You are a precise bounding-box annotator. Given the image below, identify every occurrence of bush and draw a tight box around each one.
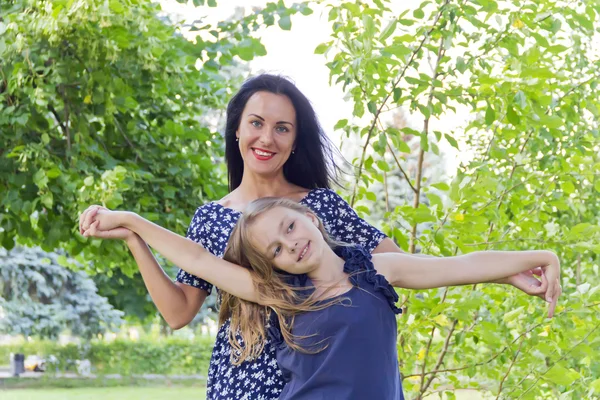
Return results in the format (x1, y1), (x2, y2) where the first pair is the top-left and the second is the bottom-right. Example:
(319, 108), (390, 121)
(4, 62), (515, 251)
(0, 336), (214, 376)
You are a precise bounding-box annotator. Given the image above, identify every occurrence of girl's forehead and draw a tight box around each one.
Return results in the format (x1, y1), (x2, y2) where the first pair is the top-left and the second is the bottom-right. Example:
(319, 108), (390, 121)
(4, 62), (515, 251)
(251, 206), (294, 228)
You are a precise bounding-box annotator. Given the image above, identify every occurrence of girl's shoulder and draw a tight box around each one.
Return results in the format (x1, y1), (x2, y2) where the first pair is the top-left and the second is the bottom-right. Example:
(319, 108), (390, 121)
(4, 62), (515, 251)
(339, 246), (402, 315)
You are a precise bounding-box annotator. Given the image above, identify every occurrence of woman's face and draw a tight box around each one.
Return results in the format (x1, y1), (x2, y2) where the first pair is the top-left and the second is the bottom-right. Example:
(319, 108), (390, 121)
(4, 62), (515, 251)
(237, 91), (297, 179)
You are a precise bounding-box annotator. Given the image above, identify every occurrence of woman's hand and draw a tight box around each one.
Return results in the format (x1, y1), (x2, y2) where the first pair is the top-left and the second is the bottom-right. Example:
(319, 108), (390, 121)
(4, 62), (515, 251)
(79, 205), (133, 241)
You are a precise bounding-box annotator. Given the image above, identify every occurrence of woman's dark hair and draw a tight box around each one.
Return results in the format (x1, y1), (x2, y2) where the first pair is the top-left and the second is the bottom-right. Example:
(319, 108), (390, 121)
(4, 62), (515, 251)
(224, 74), (342, 192)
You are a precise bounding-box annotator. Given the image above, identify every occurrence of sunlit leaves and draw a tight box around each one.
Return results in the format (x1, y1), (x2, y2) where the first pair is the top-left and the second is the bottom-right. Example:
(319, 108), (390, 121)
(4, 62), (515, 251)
(317, 0), (600, 398)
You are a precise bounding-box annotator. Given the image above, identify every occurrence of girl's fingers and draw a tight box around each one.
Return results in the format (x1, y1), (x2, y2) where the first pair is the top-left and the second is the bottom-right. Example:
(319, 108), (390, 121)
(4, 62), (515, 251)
(545, 275), (556, 308)
(538, 270), (549, 299)
(548, 287), (558, 318)
(549, 279), (562, 318)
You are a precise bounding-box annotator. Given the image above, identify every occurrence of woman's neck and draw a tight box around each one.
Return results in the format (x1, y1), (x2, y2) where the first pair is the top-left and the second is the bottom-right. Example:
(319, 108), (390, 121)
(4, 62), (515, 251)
(238, 171), (295, 199)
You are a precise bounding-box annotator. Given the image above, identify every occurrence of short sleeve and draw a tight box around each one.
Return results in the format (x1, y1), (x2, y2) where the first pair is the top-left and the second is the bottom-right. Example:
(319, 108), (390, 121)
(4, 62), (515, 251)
(321, 189), (387, 253)
(175, 206), (213, 294)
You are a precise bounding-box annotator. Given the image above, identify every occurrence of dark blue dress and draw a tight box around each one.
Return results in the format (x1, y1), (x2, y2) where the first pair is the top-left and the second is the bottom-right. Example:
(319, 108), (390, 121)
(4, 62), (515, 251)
(269, 246), (404, 400)
(175, 189), (387, 400)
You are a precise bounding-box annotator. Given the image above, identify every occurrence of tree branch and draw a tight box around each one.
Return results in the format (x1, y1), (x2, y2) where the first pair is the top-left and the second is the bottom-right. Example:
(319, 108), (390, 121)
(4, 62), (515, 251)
(387, 142), (417, 193)
(410, 34), (446, 253)
(403, 302), (600, 380)
(350, 0), (451, 207)
(513, 322), (600, 400)
(495, 337), (524, 399)
(421, 319), (459, 396)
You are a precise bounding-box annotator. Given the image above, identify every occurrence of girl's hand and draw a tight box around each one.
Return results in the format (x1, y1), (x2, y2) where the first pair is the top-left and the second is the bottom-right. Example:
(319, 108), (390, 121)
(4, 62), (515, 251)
(540, 257), (561, 318)
(498, 265), (561, 318)
(79, 206), (133, 241)
(504, 268), (546, 298)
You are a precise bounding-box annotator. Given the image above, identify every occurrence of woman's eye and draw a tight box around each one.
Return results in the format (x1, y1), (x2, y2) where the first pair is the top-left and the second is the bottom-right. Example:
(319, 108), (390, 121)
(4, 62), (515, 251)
(287, 222), (294, 233)
(251, 120), (262, 128)
(274, 245), (282, 257)
(276, 126), (289, 133)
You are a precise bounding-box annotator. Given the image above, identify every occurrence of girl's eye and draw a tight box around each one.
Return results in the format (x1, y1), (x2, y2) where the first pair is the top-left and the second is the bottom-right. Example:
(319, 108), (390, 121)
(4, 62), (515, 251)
(251, 120), (262, 128)
(287, 222), (294, 233)
(274, 245), (282, 257)
(276, 125), (289, 133)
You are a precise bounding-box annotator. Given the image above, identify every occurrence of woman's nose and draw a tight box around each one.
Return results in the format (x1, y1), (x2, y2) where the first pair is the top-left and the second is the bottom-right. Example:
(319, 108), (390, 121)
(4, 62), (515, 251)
(258, 128), (274, 145)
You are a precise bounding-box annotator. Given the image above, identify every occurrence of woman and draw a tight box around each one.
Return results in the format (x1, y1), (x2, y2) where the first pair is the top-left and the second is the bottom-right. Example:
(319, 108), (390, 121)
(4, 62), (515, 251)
(80, 198), (561, 399)
(80, 74), (551, 400)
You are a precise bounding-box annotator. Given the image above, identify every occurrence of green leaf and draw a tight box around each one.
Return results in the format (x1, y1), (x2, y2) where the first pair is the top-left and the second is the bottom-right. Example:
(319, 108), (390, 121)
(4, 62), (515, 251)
(109, 0), (124, 13)
(562, 181), (575, 195)
(444, 134), (459, 149)
(278, 15), (292, 31)
(503, 306), (524, 323)
(379, 20), (397, 42)
(542, 115), (563, 129)
(485, 104), (495, 125)
(544, 364), (581, 386)
(432, 182), (450, 191)
(507, 106), (520, 126)
(41, 192), (53, 209)
(33, 170), (48, 189)
(334, 119), (348, 130)
(413, 8), (424, 19)
(362, 15), (375, 39)
(456, 56), (467, 73)
(328, 7), (338, 21)
(592, 378), (600, 393)
(315, 43), (330, 54)
(377, 160), (390, 172)
(384, 44), (411, 58)
(367, 101), (378, 115)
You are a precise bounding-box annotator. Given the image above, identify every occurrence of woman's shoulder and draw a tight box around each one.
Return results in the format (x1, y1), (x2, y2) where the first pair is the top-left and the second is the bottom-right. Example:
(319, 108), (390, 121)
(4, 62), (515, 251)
(189, 198), (241, 226)
(301, 188), (347, 206)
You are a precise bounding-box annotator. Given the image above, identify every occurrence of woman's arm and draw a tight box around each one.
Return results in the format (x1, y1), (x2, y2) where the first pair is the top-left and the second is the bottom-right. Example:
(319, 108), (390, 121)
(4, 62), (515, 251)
(373, 250), (561, 316)
(80, 207), (208, 329)
(83, 208), (261, 304)
(125, 234), (208, 329)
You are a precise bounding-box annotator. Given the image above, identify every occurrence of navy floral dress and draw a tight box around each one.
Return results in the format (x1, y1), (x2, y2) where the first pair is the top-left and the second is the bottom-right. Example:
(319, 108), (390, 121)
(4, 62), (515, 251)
(176, 188), (387, 400)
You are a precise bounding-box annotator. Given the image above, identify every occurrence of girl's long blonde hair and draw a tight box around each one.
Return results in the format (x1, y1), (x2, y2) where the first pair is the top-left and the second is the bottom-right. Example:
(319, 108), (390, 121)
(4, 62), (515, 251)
(221, 197), (345, 365)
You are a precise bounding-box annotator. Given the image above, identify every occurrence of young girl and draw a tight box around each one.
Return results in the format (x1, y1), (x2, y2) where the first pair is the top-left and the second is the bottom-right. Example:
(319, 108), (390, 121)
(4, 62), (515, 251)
(81, 199), (561, 399)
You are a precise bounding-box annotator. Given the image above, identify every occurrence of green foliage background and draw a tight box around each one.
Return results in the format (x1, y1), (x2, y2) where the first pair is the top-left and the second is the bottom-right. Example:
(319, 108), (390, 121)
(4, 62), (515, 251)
(0, 336), (214, 376)
(1, 0), (600, 398)
(317, 0), (600, 398)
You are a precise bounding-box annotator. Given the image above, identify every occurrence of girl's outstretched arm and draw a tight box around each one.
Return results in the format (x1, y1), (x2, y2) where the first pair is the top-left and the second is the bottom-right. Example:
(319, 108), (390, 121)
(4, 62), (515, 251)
(83, 207), (261, 304)
(373, 250), (561, 317)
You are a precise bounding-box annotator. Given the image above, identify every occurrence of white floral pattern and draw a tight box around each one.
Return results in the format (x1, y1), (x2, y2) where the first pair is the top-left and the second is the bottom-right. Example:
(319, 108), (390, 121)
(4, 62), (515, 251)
(176, 188), (386, 400)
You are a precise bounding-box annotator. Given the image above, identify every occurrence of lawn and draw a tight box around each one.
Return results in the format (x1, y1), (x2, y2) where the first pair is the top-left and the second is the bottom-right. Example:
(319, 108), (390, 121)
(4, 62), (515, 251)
(0, 387), (207, 400)
(0, 387), (491, 400)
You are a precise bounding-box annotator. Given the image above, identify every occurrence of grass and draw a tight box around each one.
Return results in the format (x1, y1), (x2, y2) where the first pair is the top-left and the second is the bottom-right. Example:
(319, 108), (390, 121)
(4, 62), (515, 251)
(0, 387), (207, 400)
(0, 376), (206, 390)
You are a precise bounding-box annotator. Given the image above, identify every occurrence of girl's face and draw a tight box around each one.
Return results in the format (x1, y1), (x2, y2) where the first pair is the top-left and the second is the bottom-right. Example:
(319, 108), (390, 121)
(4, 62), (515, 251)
(237, 91), (297, 179)
(249, 207), (326, 275)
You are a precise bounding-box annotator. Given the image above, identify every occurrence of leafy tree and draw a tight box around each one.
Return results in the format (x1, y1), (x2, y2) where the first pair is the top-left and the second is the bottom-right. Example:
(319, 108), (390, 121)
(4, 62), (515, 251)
(0, 0), (311, 275)
(318, 0), (600, 398)
(0, 246), (124, 339)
